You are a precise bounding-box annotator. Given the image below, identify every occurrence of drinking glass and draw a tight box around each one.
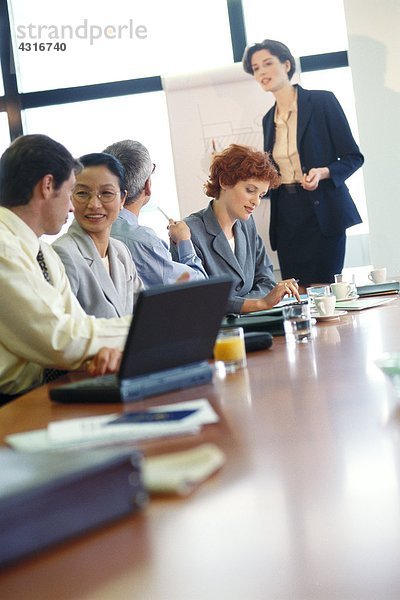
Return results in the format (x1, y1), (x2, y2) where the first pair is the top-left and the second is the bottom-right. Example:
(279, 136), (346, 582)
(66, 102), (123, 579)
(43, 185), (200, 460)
(282, 302), (312, 343)
(214, 327), (247, 373)
(306, 285), (331, 307)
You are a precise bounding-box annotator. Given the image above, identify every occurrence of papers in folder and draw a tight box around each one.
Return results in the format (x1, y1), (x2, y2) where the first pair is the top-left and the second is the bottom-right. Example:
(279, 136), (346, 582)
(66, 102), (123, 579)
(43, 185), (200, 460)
(335, 297), (396, 311)
(357, 281), (399, 297)
(6, 399), (219, 452)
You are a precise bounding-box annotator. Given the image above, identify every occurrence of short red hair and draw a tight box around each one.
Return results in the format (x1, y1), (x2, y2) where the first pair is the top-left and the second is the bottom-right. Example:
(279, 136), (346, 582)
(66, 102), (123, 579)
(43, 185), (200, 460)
(204, 143), (280, 198)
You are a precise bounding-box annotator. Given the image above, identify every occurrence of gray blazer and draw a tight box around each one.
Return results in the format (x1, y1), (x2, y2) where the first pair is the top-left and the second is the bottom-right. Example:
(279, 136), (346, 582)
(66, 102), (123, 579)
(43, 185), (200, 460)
(174, 202), (275, 314)
(53, 219), (144, 318)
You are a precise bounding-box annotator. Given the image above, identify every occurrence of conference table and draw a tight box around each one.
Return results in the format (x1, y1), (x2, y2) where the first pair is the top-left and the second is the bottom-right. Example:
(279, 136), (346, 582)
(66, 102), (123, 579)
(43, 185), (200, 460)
(1, 297), (400, 599)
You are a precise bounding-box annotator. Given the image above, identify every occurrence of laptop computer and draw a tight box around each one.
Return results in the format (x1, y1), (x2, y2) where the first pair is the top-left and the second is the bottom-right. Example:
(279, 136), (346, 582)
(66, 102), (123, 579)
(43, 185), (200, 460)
(50, 277), (232, 404)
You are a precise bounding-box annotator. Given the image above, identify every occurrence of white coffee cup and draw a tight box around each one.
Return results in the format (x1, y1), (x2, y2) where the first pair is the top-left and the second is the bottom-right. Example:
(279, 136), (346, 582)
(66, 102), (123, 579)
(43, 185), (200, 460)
(368, 268), (387, 284)
(314, 294), (336, 316)
(330, 282), (352, 300)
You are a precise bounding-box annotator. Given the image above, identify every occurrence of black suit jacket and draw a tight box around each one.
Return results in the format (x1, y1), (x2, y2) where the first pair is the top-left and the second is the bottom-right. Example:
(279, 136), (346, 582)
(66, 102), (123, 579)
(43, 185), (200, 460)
(263, 85), (364, 249)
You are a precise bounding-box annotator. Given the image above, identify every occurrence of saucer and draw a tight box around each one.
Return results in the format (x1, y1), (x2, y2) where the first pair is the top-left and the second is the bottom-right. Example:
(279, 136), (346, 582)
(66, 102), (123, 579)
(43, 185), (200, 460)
(314, 310), (347, 321)
(335, 295), (359, 302)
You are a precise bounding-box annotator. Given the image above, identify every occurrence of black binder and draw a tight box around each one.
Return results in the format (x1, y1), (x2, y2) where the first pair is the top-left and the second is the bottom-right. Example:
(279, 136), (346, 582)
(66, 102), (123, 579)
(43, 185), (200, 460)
(0, 447), (147, 568)
(221, 307), (285, 336)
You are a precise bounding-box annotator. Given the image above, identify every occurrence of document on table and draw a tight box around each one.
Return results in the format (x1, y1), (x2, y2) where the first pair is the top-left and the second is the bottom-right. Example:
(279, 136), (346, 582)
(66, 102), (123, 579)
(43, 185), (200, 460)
(335, 297), (396, 311)
(5, 399), (219, 452)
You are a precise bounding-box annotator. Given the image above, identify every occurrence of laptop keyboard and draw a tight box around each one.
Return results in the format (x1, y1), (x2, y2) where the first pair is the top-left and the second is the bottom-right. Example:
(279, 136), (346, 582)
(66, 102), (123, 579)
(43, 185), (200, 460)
(50, 362), (213, 404)
(66, 374), (118, 388)
(50, 374), (121, 403)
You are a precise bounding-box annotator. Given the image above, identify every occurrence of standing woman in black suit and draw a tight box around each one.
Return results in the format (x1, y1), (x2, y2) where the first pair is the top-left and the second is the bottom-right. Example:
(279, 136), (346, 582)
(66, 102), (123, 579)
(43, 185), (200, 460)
(242, 39), (364, 289)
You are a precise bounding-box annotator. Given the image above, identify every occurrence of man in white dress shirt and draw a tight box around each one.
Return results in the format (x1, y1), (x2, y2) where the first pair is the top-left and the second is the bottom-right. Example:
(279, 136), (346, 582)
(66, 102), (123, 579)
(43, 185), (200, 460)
(0, 134), (130, 401)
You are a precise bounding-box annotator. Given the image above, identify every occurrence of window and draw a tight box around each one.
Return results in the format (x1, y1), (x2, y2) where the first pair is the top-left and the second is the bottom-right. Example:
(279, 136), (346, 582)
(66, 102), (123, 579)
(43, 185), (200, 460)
(24, 91), (178, 242)
(3, 0), (369, 265)
(9, 0), (233, 92)
(0, 112), (10, 156)
(242, 0), (348, 55)
(0, 45), (4, 96)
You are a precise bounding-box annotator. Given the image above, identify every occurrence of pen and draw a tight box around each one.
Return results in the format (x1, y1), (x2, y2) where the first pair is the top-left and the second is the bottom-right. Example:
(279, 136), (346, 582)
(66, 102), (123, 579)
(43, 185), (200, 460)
(157, 206), (171, 221)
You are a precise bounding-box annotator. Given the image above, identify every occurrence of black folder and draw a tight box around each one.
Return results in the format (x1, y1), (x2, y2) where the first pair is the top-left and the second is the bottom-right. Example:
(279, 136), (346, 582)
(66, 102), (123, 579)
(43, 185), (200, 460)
(221, 307), (286, 336)
(0, 447), (147, 568)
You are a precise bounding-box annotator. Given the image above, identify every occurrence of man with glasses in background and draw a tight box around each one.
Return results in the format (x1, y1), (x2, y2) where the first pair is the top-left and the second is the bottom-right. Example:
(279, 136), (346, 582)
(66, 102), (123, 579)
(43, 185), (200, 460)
(104, 140), (207, 287)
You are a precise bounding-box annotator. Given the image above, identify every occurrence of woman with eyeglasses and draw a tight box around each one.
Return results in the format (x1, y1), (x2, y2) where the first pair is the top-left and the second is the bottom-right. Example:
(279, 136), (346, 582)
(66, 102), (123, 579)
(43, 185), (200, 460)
(53, 152), (144, 318)
(242, 39), (364, 290)
(170, 144), (300, 314)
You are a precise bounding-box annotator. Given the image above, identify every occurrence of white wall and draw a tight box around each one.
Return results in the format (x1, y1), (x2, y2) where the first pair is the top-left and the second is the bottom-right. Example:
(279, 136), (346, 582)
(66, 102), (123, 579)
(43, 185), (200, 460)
(344, 0), (400, 277)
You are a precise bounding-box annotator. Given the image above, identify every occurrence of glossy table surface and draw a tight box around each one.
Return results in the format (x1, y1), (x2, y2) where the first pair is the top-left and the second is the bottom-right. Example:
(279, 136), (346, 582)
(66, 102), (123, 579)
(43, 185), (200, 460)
(1, 298), (400, 599)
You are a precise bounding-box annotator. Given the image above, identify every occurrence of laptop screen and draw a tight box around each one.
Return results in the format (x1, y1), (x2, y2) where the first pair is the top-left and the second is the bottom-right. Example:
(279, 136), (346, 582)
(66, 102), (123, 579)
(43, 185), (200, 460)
(119, 277), (232, 380)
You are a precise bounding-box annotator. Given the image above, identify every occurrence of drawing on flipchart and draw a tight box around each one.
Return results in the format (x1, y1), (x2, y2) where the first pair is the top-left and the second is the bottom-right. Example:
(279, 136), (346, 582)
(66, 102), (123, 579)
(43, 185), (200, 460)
(197, 105), (265, 183)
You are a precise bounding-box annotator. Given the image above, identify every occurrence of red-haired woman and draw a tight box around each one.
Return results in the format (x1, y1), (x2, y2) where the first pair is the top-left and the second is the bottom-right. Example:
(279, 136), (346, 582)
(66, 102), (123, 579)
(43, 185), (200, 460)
(170, 144), (299, 314)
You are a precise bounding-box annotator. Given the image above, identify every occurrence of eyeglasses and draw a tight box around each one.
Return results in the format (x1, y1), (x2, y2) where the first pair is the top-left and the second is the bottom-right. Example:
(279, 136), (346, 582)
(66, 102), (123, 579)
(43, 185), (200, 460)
(72, 189), (126, 204)
(151, 163), (156, 175)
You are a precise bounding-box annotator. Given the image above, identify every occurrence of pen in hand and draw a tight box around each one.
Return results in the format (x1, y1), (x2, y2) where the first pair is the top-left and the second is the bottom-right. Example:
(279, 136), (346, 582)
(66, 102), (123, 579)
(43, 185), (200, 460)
(157, 206), (171, 222)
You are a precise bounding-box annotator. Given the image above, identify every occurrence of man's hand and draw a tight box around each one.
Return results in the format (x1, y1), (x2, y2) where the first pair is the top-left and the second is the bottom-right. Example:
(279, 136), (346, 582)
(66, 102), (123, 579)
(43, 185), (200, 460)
(168, 219), (191, 243)
(175, 271), (190, 283)
(86, 347), (122, 376)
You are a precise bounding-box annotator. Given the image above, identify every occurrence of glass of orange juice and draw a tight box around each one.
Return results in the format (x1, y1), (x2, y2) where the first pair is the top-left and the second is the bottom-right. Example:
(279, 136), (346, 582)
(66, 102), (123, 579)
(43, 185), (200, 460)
(213, 327), (247, 373)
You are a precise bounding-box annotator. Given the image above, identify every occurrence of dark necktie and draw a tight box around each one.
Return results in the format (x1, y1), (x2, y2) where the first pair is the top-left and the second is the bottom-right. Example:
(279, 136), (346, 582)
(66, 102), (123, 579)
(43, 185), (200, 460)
(36, 247), (67, 383)
(36, 248), (52, 284)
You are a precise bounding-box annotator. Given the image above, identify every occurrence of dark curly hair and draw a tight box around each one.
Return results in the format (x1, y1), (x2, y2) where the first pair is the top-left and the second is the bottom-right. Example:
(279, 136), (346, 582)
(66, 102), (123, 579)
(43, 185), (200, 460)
(204, 144), (280, 199)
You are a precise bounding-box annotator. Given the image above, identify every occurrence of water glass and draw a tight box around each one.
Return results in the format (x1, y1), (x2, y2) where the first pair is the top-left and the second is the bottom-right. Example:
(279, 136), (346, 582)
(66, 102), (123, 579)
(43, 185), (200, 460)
(306, 285), (331, 308)
(282, 302), (312, 343)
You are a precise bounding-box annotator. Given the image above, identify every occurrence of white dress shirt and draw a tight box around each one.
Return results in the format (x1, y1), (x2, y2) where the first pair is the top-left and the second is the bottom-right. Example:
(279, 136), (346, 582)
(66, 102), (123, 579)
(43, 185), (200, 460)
(0, 207), (130, 395)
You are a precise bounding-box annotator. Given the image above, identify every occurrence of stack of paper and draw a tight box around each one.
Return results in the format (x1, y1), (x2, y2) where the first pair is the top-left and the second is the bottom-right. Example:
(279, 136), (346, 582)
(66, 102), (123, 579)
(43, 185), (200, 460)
(335, 297), (396, 311)
(6, 399), (219, 452)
